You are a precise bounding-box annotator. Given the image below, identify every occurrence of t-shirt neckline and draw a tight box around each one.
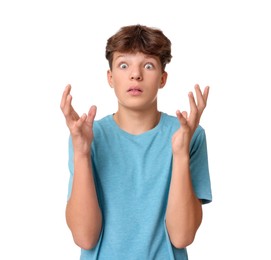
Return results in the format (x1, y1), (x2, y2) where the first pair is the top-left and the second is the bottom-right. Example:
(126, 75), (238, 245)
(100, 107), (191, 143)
(108, 112), (166, 138)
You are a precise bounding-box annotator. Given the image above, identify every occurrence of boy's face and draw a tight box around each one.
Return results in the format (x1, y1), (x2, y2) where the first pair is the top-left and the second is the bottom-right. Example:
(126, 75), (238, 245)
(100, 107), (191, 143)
(107, 52), (167, 111)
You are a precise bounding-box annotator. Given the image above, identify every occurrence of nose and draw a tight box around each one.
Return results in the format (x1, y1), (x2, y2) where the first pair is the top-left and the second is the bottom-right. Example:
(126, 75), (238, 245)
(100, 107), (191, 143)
(130, 69), (142, 81)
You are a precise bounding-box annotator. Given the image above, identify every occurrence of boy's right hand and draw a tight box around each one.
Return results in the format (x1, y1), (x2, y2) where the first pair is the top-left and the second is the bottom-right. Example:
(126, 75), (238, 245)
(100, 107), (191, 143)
(60, 84), (97, 156)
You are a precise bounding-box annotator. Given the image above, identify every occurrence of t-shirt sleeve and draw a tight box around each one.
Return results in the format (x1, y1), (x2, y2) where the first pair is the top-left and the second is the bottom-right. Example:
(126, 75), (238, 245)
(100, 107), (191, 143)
(189, 126), (212, 204)
(67, 135), (74, 200)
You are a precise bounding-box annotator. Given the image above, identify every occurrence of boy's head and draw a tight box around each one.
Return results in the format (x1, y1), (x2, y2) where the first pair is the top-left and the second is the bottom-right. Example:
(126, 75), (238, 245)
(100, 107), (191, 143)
(105, 24), (172, 71)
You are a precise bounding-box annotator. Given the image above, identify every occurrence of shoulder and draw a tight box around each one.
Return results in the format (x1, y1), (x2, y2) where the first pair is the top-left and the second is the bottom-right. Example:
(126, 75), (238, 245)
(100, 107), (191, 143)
(160, 112), (180, 130)
(161, 112), (205, 134)
(161, 112), (206, 144)
(161, 112), (178, 123)
(93, 114), (114, 133)
(92, 114), (120, 147)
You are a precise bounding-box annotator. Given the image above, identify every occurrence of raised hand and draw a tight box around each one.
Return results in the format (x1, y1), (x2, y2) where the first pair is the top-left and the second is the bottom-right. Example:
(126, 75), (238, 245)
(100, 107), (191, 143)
(60, 84), (97, 155)
(172, 84), (209, 155)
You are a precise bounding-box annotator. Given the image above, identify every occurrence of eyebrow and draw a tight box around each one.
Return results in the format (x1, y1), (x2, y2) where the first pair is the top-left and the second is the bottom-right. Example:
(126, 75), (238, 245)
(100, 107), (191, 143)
(115, 54), (126, 60)
(114, 54), (158, 62)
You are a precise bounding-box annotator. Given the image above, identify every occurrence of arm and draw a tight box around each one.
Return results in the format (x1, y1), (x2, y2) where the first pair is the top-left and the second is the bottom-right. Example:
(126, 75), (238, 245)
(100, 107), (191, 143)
(166, 84), (209, 249)
(60, 84), (102, 250)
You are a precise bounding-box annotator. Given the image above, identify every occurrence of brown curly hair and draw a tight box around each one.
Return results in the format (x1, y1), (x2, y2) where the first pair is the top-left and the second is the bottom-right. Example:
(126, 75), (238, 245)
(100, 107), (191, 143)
(105, 24), (172, 71)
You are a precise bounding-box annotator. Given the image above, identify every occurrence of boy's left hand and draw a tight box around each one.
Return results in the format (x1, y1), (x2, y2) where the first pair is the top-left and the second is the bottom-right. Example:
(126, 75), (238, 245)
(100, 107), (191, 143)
(172, 84), (209, 156)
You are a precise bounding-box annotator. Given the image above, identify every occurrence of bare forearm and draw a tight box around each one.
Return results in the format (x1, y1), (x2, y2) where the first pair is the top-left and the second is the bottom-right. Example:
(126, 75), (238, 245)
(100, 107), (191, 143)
(66, 153), (102, 250)
(166, 155), (202, 248)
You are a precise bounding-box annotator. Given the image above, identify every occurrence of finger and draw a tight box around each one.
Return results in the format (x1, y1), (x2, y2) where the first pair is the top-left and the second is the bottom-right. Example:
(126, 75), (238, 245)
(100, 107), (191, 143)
(176, 110), (188, 126)
(86, 105), (97, 125)
(203, 86), (210, 104)
(63, 94), (73, 117)
(194, 84), (205, 109)
(60, 84), (71, 111)
(75, 113), (87, 128)
(188, 91), (198, 120)
(194, 84), (209, 111)
(181, 111), (188, 119)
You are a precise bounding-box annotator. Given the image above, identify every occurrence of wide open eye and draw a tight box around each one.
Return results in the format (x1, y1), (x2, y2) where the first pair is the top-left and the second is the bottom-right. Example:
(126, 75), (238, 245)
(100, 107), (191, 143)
(119, 63), (128, 69)
(144, 63), (154, 70)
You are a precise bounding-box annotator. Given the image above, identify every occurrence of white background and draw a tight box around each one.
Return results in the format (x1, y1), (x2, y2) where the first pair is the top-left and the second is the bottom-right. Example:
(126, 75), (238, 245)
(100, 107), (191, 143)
(0, 0), (270, 259)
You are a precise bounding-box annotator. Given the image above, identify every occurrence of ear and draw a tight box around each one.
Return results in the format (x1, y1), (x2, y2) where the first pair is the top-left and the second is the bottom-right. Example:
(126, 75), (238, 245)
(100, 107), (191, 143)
(107, 70), (113, 88)
(159, 71), (168, 89)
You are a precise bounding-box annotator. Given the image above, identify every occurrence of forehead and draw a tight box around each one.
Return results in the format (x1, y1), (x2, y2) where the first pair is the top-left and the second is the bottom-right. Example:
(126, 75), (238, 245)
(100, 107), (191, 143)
(113, 52), (159, 62)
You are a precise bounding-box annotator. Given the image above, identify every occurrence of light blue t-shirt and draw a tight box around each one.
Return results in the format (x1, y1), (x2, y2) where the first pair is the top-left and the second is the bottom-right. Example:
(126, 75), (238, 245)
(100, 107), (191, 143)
(68, 112), (212, 260)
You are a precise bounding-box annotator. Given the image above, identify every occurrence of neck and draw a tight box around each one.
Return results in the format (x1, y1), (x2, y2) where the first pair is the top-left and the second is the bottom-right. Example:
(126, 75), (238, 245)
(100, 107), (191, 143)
(113, 107), (161, 135)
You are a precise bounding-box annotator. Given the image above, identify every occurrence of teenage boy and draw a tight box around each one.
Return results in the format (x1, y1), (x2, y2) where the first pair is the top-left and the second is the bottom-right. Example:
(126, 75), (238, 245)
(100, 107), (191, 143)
(60, 24), (212, 260)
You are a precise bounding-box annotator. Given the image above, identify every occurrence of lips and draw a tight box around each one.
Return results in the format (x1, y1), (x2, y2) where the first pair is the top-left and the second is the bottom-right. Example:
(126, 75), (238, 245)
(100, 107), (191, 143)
(128, 87), (143, 92)
(127, 87), (143, 96)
